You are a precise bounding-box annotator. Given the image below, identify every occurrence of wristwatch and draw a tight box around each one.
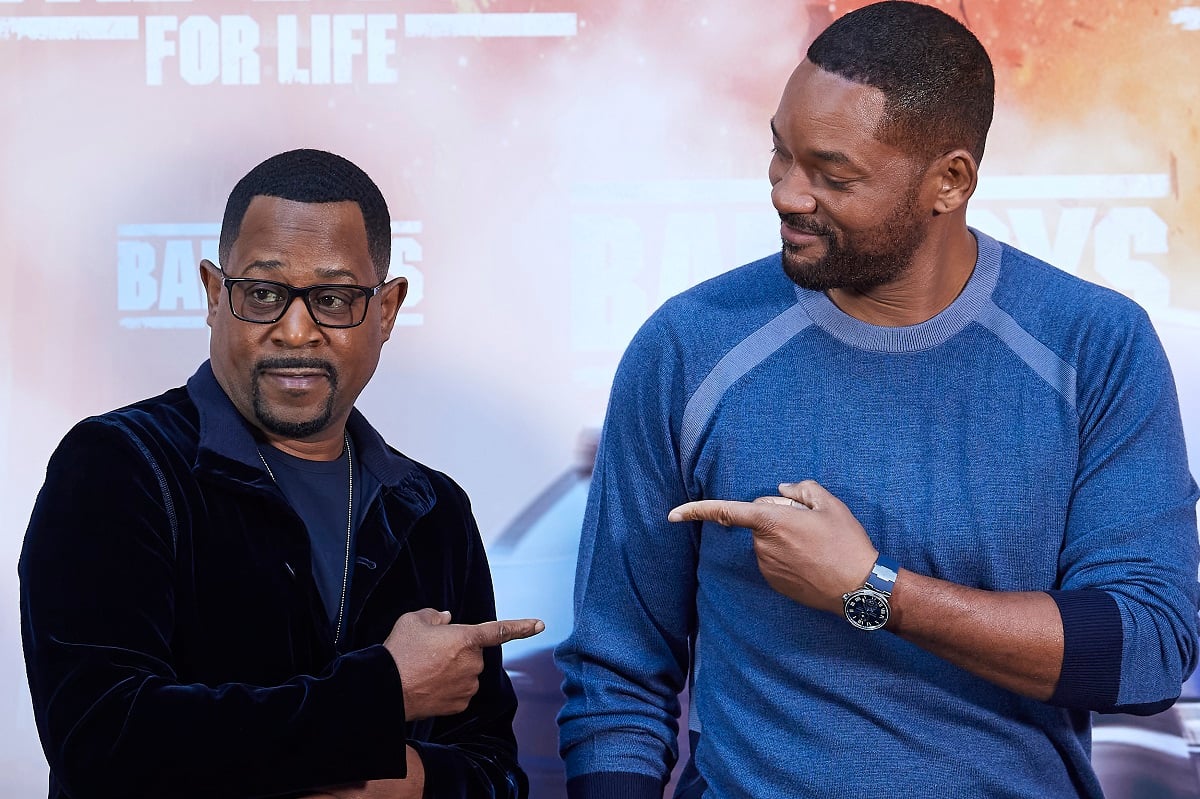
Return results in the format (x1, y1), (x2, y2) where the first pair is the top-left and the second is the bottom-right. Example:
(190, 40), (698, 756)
(842, 555), (899, 631)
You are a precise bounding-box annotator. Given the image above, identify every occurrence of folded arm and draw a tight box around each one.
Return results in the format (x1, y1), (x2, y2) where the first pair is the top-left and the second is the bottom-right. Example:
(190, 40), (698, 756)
(670, 470), (1198, 714)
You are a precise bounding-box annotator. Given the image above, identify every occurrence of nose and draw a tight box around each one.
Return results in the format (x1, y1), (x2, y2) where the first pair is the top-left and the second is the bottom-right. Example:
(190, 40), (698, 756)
(770, 166), (818, 216)
(270, 294), (323, 348)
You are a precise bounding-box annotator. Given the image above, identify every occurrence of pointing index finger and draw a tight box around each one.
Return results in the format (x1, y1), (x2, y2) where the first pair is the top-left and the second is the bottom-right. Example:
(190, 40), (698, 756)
(668, 499), (777, 529)
(467, 618), (546, 648)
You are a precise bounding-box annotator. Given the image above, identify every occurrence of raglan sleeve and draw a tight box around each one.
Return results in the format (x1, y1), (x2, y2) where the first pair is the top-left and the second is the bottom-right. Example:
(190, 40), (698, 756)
(1047, 307), (1200, 714)
(554, 314), (700, 799)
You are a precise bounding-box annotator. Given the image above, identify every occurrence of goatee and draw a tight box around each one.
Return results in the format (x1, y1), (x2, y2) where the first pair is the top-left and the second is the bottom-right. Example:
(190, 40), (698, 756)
(251, 358), (340, 439)
(781, 182), (928, 292)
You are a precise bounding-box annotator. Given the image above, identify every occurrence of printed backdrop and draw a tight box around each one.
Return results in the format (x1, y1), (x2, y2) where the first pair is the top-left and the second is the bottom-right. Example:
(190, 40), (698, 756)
(3, 0), (1200, 795)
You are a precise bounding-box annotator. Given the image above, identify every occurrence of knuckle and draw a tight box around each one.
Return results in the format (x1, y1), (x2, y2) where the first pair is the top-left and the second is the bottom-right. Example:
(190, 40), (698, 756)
(754, 512), (779, 535)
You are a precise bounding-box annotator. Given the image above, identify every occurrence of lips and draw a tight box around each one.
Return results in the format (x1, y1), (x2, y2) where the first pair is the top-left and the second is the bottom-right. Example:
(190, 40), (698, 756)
(779, 215), (832, 247)
(263, 371), (327, 392)
(254, 359), (337, 393)
(781, 223), (828, 248)
(261, 367), (328, 378)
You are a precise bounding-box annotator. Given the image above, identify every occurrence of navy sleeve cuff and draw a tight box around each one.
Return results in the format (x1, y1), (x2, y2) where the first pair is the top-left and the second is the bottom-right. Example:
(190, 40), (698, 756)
(567, 772), (664, 799)
(1047, 588), (1122, 711)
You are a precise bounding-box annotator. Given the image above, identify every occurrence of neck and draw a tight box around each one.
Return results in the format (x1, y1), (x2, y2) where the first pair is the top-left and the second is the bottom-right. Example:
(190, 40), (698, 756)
(260, 425), (349, 461)
(826, 226), (978, 327)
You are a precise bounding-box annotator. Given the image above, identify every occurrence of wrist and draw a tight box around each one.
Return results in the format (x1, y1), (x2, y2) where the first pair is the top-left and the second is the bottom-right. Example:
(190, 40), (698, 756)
(842, 554), (899, 631)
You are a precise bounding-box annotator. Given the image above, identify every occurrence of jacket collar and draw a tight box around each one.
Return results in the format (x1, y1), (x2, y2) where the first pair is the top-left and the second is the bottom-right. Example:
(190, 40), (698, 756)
(185, 360), (435, 514)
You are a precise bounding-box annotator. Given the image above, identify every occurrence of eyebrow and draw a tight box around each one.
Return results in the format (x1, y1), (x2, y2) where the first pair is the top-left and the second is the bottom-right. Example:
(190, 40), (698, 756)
(240, 260), (284, 274)
(770, 118), (854, 167)
(240, 260), (361, 282)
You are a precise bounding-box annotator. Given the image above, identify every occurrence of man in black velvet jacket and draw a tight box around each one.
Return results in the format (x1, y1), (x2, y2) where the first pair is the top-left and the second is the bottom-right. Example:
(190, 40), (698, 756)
(19, 149), (543, 799)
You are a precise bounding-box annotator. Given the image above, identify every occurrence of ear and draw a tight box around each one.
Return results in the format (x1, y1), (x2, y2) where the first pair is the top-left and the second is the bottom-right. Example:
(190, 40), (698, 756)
(929, 149), (978, 215)
(377, 276), (408, 343)
(199, 260), (224, 327)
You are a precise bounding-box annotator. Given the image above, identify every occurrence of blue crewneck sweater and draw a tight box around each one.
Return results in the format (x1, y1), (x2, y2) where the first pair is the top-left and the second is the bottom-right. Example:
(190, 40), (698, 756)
(556, 231), (1200, 798)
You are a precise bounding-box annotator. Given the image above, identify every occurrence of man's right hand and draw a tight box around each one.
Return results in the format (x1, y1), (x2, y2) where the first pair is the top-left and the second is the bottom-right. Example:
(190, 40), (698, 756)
(383, 608), (544, 721)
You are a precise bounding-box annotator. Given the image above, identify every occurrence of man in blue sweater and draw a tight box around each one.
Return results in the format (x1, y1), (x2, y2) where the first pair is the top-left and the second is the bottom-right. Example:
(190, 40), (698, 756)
(555, 3), (1200, 797)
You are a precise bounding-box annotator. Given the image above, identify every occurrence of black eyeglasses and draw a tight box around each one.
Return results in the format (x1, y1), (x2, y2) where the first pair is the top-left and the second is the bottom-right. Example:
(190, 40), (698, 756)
(220, 275), (385, 329)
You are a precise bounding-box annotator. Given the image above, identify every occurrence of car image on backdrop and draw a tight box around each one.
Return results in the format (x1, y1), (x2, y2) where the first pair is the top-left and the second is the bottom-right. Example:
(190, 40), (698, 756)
(489, 431), (690, 797)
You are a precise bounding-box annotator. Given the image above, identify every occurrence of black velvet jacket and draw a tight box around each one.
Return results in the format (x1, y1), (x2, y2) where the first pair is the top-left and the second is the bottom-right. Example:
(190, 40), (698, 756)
(20, 362), (526, 798)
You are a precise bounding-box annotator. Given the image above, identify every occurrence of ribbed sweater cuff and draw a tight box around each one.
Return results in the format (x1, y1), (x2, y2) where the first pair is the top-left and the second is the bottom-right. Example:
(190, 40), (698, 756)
(567, 772), (663, 799)
(1046, 588), (1121, 710)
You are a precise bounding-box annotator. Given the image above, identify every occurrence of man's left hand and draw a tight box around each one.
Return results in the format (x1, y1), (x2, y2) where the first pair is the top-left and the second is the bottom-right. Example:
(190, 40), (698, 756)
(669, 480), (878, 615)
(673, 480), (1068, 700)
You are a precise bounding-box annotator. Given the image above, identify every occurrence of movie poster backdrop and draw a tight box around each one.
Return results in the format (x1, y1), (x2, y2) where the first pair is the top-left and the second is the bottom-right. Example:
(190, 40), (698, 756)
(3, 1), (1200, 795)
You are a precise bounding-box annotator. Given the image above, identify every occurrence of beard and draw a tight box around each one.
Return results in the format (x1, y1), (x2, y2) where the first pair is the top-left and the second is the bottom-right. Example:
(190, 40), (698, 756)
(781, 182), (929, 292)
(251, 357), (340, 439)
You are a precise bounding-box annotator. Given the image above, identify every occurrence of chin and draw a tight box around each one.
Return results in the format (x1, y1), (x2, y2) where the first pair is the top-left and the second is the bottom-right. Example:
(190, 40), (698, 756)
(254, 403), (337, 440)
(781, 255), (837, 291)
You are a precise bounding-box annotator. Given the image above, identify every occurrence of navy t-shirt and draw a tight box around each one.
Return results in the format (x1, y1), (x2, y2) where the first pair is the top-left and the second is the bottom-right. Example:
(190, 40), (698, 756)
(259, 436), (380, 639)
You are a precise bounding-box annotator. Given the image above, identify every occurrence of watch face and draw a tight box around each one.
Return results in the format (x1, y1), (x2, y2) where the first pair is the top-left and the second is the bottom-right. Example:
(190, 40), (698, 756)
(844, 589), (890, 631)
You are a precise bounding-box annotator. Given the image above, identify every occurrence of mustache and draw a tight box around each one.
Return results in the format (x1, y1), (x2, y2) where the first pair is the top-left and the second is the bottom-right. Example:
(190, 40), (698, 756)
(254, 358), (338, 382)
(780, 214), (833, 238)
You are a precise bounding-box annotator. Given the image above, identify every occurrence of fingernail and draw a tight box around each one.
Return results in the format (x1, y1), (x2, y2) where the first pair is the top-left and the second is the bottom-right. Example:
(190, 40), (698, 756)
(779, 482), (796, 490)
(533, 620), (546, 633)
(667, 510), (683, 522)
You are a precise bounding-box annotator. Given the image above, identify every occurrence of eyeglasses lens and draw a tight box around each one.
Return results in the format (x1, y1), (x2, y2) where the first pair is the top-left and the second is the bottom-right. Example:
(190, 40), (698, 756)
(230, 281), (367, 327)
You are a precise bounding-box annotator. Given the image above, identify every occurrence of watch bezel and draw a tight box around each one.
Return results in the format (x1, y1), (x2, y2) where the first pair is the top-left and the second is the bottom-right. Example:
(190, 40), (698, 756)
(843, 585), (891, 631)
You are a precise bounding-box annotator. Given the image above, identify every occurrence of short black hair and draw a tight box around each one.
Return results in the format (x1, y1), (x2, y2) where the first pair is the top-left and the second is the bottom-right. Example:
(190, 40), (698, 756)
(807, 1), (995, 163)
(219, 149), (392, 280)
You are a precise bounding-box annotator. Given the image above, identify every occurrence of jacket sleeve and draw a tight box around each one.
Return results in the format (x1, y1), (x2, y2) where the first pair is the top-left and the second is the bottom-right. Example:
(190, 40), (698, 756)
(554, 316), (696, 799)
(1047, 307), (1200, 714)
(19, 419), (412, 799)
(403, 474), (528, 798)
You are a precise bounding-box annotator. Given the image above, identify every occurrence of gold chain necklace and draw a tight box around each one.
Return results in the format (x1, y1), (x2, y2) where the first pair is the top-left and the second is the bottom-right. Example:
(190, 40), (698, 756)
(257, 432), (353, 646)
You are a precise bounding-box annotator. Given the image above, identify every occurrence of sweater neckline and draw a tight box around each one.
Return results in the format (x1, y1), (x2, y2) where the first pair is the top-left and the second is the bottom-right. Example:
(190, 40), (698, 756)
(793, 229), (1001, 353)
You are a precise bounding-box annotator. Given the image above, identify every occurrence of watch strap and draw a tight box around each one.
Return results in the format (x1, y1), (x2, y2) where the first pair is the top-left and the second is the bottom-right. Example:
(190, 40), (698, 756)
(865, 555), (899, 596)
